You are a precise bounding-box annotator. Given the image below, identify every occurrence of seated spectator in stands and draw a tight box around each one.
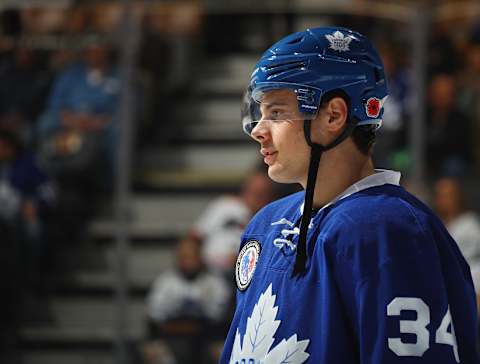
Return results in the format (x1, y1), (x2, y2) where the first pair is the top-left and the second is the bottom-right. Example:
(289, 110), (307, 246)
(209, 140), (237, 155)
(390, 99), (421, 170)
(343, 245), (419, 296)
(0, 46), (50, 146)
(433, 177), (480, 293)
(0, 131), (55, 318)
(37, 35), (120, 192)
(35, 36), (122, 257)
(189, 166), (277, 276)
(426, 73), (472, 177)
(144, 237), (229, 364)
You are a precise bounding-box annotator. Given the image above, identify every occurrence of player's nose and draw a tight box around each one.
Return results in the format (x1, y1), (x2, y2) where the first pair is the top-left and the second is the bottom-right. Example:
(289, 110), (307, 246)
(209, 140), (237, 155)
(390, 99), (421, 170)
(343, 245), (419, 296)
(250, 120), (270, 143)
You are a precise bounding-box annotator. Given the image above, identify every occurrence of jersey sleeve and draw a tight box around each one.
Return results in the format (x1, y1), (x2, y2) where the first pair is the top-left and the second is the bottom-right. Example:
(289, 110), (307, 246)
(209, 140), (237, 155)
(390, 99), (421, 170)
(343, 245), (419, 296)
(331, 209), (478, 364)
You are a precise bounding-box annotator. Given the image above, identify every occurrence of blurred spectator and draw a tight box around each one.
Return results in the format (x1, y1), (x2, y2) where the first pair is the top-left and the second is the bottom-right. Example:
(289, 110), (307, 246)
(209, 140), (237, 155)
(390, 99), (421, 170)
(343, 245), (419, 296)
(34, 37), (126, 282)
(37, 35), (120, 190)
(428, 23), (460, 77)
(189, 167), (277, 276)
(144, 237), (229, 364)
(139, 2), (202, 144)
(426, 73), (472, 177)
(0, 131), (55, 318)
(0, 131), (21, 363)
(433, 177), (480, 293)
(144, 2), (202, 93)
(0, 46), (51, 146)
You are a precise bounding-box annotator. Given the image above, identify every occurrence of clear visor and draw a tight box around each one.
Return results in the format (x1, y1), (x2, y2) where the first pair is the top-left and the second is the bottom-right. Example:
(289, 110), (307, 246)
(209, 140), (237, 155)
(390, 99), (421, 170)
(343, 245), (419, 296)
(241, 83), (322, 135)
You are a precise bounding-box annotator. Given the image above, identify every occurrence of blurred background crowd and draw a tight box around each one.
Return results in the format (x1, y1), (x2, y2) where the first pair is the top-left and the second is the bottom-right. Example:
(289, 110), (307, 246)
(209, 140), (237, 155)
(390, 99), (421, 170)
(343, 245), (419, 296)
(0, 0), (480, 363)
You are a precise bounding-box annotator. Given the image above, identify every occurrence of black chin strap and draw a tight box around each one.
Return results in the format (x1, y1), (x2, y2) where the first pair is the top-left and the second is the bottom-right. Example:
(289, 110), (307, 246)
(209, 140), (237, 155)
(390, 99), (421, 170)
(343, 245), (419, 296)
(292, 119), (357, 277)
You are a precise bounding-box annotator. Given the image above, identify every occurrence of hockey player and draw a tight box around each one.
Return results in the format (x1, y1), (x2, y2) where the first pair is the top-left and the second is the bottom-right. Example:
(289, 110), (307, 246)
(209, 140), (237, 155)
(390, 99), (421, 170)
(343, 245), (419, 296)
(220, 27), (479, 363)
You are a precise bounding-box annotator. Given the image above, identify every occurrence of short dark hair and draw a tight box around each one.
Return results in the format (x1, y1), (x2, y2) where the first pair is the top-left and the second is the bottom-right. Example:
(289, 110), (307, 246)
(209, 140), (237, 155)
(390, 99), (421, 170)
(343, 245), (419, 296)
(351, 125), (376, 156)
(320, 90), (376, 156)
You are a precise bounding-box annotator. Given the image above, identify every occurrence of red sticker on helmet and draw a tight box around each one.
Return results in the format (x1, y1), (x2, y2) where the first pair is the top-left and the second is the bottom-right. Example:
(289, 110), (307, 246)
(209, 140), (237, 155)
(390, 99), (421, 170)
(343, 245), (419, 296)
(365, 97), (381, 118)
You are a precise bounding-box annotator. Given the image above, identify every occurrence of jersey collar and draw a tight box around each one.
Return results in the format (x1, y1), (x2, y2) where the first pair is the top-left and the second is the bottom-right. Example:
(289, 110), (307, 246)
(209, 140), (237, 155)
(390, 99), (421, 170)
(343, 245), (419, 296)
(300, 169), (401, 214)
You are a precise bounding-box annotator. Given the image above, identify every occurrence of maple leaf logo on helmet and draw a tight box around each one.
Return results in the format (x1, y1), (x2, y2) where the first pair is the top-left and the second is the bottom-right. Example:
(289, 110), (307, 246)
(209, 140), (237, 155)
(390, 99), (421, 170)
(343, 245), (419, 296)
(325, 30), (354, 52)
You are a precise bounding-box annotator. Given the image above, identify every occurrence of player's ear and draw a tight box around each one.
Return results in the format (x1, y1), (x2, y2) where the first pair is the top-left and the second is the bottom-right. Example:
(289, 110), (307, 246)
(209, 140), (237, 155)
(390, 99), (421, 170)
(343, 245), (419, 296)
(310, 96), (348, 145)
(324, 97), (348, 131)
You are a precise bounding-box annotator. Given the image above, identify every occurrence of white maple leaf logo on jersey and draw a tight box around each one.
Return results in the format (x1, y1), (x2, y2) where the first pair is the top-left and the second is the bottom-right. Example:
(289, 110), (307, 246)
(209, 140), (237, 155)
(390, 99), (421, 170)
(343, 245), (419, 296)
(230, 284), (310, 364)
(325, 31), (354, 52)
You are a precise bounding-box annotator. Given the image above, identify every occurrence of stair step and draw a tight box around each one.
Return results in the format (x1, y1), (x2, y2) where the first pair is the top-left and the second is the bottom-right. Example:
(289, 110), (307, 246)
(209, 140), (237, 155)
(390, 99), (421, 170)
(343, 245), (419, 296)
(72, 245), (175, 291)
(139, 144), (259, 171)
(89, 194), (215, 239)
(134, 144), (260, 192)
(21, 298), (146, 340)
(135, 168), (250, 193)
(173, 98), (241, 125)
(22, 350), (114, 364)
(193, 54), (257, 95)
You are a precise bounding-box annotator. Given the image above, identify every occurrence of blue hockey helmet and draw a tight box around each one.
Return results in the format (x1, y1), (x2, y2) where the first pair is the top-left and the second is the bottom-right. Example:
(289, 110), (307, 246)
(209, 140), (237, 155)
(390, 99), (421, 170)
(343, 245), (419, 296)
(242, 26), (388, 135)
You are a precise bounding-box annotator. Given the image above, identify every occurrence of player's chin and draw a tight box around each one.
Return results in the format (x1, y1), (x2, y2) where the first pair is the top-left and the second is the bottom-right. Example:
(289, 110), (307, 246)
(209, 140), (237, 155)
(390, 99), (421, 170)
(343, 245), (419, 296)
(267, 164), (296, 184)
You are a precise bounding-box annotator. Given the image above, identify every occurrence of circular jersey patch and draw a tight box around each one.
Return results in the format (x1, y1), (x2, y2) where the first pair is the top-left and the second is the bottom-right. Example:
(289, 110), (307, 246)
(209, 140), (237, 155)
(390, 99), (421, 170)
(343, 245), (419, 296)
(236, 240), (261, 291)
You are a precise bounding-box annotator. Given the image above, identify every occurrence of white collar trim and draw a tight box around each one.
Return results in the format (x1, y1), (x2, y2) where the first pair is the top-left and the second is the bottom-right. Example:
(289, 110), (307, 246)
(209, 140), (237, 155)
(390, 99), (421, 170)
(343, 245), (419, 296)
(300, 169), (401, 214)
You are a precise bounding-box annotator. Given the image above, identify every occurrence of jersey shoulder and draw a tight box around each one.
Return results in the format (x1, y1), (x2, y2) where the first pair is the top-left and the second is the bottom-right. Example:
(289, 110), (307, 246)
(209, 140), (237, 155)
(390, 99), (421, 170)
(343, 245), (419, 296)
(323, 184), (458, 263)
(319, 184), (470, 283)
(330, 184), (440, 234)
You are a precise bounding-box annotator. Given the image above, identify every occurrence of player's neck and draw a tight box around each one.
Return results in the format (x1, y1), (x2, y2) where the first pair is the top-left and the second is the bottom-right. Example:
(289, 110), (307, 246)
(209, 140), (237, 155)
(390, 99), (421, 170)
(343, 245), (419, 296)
(311, 143), (374, 209)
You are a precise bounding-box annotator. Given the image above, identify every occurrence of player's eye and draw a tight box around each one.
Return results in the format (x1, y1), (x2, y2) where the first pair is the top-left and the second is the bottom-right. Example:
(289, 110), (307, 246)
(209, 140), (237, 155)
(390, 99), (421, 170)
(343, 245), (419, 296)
(269, 109), (286, 120)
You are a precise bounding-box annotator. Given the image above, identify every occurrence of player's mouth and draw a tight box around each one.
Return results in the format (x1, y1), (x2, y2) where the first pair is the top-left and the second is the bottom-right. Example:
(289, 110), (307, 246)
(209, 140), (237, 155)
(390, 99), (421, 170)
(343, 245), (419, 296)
(261, 148), (278, 165)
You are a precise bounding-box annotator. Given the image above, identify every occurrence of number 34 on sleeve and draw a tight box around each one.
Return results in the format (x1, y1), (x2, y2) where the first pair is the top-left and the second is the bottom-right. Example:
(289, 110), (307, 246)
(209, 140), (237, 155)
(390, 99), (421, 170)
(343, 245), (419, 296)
(387, 297), (459, 363)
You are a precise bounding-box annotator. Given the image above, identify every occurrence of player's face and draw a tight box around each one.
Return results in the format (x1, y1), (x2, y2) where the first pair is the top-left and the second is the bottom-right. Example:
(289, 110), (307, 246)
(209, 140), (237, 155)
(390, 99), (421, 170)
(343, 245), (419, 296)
(250, 89), (310, 184)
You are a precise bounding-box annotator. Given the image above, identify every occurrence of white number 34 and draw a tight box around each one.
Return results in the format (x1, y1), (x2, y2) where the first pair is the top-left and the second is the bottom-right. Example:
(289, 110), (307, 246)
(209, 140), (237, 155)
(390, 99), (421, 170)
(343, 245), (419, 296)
(387, 297), (459, 362)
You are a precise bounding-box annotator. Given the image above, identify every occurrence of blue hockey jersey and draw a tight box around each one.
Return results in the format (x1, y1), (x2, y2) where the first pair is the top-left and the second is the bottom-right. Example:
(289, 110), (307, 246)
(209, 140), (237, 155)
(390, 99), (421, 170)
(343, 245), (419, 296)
(220, 170), (479, 364)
